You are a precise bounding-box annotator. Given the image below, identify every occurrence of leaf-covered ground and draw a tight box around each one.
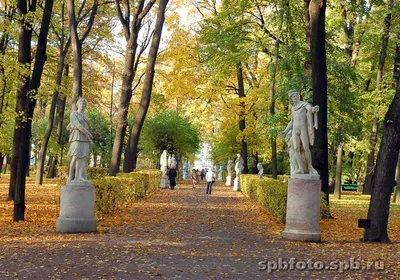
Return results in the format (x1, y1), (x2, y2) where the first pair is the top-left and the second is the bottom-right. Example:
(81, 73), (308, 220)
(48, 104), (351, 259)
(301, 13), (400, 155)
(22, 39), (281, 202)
(0, 177), (399, 279)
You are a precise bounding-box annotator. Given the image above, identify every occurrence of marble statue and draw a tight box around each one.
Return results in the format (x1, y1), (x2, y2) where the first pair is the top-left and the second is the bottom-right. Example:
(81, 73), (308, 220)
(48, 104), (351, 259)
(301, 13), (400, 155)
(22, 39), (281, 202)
(282, 129), (300, 175)
(235, 153), (244, 176)
(182, 161), (188, 179)
(67, 97), (93, 182)
(160, 150), (168, 175)
(168, 154), (177, 169)
(227, 159), (233, 178)
(218, 165), (223, 181)
(280, 89), (319, 175)
(257, 163), (263, 179)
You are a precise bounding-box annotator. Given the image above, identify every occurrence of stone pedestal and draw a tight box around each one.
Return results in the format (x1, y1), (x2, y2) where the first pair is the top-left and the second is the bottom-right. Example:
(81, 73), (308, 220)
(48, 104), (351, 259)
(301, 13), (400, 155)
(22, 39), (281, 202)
(225, 176), (232, 186)
(160, 174), (169, 188)
(233, 177), (240, 191)
(282, 174), (321, 242)
(56, 181), (97, 233)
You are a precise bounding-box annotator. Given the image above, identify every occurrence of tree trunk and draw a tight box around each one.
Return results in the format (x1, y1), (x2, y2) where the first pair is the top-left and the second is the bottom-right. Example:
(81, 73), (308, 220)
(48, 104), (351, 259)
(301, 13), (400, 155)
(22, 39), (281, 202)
(269, 9), (283, 180)
(309, 0), (329, 203)
(363, 119), (379, 194)
(36, 1), (70, 185)
(363, 94), (400, 242)
(67, 0), (98, 110)
(109, 0), (155, 176)
(392, 153), (400, 203)
(250, 153), (258, 174)
(363, 0), (394, 195)
(35, 52), (67, 185)
(10, 0), (54, 221)
(364, 25), (399, 242)
(334, 144), (343, 200)
(123, 0), (169, 172)
(0, 154), (3, 176)
(47, 155), (57, 178)
(236, 62), (248, 174)
(56, 64), (69, 145)
(303, 0), (312, 82)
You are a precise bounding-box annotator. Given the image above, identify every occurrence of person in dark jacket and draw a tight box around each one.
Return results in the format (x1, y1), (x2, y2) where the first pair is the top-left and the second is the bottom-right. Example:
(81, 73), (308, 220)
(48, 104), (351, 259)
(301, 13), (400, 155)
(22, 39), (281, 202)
(168, 168), (177, 189)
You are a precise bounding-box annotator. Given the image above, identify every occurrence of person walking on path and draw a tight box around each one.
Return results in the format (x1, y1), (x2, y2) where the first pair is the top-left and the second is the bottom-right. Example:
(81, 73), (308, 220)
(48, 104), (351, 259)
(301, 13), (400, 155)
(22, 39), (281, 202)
(168, 168), (177, 190)
(191, 169), (198, 188)
(206, 168), (216, 194)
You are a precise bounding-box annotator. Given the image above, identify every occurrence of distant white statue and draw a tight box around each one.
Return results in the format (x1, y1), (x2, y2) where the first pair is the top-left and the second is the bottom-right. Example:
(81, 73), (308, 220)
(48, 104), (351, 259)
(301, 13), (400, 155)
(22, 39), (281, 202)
(182, 161), (188, 179)
(160, 150), (168, 175)
(257, 163), (263, 179)
(235, 153), (244, 176)
(67, 97), (93, 182)
(218, 165), (223, 181)
(227, 158), (233, 177)
(279, 89), (319, 175)
(168, 154), (177, 169)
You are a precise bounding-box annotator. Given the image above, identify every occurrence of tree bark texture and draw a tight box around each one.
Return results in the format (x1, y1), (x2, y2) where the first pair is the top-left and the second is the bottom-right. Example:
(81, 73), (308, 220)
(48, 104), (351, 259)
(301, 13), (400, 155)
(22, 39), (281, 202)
(9, 0), (54, 221)
(236, 63), (248, 174)
(56, 64), (69, 146)
(392, 153), (400, 203)
(67, 0), (98, 110)
(364, 93), (400, 242)
(363, 0), (394, 194)
(109, 0), (156, 176)
(269, 9), (283, 180)
(303, 0), (312, 82)
(36, 45), (68, 185)
(364, 31), (400, 242)
(123, 0), (169, 172)
(334, 144), (343, 200)
(309, 0), (329, 202)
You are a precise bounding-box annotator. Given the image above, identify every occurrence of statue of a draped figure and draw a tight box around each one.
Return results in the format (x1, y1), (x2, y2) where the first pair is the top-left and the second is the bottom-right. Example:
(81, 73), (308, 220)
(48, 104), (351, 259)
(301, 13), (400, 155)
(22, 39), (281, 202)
(67, 97), (93, 182)
(280, 89), (319, 175)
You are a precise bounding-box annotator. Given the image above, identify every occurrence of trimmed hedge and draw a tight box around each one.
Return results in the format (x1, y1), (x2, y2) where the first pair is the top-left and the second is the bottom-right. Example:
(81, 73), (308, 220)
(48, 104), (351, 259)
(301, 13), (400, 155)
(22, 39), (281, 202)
(240, 174), (330, 222)
(57, 166), (161, 219)
(58, 166), (109, 186)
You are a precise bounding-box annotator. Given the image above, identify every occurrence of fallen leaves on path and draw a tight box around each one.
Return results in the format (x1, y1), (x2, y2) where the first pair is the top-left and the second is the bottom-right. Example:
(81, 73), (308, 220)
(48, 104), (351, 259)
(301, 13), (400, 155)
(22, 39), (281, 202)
(0, 178), (399, 279)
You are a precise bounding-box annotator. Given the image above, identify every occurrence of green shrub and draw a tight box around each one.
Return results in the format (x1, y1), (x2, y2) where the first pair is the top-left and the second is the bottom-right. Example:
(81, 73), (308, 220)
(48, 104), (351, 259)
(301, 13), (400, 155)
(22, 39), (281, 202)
(134, 169), (162, 193)
(57, 167), (161, 219)
(240, 174), (330, 222)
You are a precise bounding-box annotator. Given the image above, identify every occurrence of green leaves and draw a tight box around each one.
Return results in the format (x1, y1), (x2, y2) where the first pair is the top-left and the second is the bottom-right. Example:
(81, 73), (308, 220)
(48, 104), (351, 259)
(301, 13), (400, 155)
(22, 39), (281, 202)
(139, 110), (201, 162)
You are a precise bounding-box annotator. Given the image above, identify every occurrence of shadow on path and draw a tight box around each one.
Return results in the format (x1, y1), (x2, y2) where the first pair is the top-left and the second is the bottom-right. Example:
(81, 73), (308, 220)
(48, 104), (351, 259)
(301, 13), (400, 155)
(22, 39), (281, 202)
(0, 181), (397, 279)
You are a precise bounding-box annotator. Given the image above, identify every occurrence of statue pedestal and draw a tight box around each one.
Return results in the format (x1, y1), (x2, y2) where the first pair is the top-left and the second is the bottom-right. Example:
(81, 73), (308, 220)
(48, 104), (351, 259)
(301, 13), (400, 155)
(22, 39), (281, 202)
(56, 181), (97, 233)
(225, 176), (232, 186)
(282, 175), (321, 242)
(233, 177), (240, 191)
(160, 174), (169, 188)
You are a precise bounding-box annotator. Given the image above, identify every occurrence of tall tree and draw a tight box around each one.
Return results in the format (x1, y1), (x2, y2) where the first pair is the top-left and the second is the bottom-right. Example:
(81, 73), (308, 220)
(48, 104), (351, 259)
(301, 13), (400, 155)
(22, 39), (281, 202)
(9, 0), (54, 221)
(109, 0), (156, 176)
(0, 2), (14, 174)
(36, 1), (71, 185)
(309, 0), (329, 200)
(123, 0), (170, 172)
(67, 0), (98, 109)
(363, 0), (394, 194)
(237, 62), (248, 174)
(363, 38), (400, 242)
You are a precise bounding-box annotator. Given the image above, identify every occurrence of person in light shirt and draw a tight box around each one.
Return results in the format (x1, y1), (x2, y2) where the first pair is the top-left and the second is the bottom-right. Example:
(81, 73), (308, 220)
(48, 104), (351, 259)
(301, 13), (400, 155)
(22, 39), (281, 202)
(206, 168), (216, 194)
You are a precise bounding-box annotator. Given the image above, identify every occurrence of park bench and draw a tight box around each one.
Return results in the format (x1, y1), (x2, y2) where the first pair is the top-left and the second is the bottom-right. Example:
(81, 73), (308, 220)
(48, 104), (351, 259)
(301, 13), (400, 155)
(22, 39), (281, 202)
(341, 184), (358, 191)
